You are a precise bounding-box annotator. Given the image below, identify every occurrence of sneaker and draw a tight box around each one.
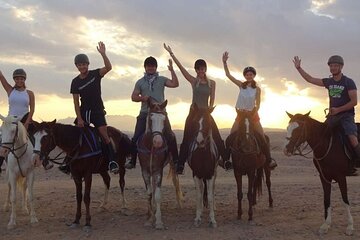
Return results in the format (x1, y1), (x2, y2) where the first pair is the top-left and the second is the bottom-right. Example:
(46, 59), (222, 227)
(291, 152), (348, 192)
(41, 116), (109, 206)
(58, 164), (70, 175)
(109, 161), (119, 174)
(269, 158), (277, 170)
(124, 158), (135, 169)
(44, 162), (54, 170)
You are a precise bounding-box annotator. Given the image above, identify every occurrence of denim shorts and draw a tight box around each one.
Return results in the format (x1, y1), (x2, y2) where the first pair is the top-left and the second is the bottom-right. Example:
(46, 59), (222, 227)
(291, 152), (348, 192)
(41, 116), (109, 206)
(327, 112), (357, 136)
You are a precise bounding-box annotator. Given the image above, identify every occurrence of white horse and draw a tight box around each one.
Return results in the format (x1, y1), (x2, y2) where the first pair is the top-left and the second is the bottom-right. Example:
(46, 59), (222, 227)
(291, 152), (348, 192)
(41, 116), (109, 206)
(0, 114), (38, 229)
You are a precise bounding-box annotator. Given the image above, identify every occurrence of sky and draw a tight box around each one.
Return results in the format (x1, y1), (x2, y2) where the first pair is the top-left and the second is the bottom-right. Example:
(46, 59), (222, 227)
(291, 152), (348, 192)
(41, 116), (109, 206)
(1, 0), (360, 131)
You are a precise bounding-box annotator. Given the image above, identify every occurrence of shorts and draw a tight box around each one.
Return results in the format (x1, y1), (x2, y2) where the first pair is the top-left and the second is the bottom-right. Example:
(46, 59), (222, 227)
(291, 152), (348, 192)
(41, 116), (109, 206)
(75, 109), (107, 128)
(327, 112), (357, 136)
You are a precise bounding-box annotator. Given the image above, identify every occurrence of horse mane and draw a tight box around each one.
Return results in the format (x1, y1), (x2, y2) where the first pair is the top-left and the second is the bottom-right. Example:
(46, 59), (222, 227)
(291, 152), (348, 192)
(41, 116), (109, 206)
(2, 115), (28, 143)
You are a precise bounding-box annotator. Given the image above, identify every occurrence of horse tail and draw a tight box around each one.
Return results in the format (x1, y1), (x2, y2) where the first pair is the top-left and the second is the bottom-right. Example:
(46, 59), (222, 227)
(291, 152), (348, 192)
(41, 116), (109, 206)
(17, 176), (26, 195)
(254, 167), (264, 198)
(167, 157), (184, 208)
(203, 179), (208, 208)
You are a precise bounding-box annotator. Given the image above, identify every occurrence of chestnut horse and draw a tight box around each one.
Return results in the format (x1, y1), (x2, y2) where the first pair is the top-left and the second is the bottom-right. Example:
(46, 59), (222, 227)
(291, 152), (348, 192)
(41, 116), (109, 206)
(33, 121), (133, 231)
(284, 112), (354, 235)
(225, 110), (273, 222)
(188, 106), (218, 228)
(137, 100), (182, 229)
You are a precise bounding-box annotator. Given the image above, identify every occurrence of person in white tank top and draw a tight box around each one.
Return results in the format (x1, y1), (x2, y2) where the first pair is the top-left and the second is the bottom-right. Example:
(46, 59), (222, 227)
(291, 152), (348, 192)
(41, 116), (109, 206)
(222, 51), (277, 169)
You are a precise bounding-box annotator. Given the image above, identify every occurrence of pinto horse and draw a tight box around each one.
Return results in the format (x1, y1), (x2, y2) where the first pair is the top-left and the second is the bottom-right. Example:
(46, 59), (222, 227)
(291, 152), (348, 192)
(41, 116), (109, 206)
(225, 110), (273, 222)
(0, 114), (38, 229)
(137, 99), (182, 229)
(284, 112), (354, 235)
(188, 106), (218, 228)
(32, 121), (133, 231)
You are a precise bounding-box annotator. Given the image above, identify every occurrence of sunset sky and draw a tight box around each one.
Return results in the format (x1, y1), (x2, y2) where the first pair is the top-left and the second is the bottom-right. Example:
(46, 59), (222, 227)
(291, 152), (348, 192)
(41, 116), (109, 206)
(1, 0), (360, 131)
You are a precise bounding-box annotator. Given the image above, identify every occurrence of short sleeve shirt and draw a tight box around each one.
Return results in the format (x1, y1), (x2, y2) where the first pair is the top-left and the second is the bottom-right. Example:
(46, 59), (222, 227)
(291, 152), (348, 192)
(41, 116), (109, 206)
(70, 69), (104, 112)
(322, 75), (357, 114)
(134, 76), (168, 113)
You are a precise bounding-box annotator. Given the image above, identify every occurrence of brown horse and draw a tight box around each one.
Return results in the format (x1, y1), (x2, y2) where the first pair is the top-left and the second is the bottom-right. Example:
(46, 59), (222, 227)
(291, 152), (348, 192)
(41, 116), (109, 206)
(188, 106), (218, 228)
(284, 112), (354, 235)
(137, 100), (182, 229)
(225, 110), (273, 222)
(32, 121), (133, 231)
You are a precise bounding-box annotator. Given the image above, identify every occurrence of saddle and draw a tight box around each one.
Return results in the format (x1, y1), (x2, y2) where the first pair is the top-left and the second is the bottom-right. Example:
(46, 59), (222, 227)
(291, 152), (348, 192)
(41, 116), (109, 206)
(69, 126), (103, 160)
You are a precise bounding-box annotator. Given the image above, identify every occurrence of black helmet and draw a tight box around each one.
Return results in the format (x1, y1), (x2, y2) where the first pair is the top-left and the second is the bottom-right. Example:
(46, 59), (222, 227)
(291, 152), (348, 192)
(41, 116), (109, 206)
(144, 56), (157, 67)
(327, 55), (344, 65)
(194, 59), (207, 70)
(243, 66), (256, 76)
(13, 69), (27, 79)
(74, 54), (89, 65)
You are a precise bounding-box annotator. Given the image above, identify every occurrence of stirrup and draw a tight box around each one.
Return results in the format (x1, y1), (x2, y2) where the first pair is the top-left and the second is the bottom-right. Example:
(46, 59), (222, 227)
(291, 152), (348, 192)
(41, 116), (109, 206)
(109, 161), (119, 174)
(58, 164), (70, 175)
(224, 160), (233, 171)
(176, 164), (185, 175)
(124, 158), (135, 169)
(268, 159), (277, 170)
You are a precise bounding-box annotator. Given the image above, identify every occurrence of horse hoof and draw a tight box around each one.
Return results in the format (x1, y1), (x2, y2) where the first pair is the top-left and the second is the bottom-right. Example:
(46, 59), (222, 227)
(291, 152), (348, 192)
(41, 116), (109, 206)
(31, 217), (39, 224)
(209, 222), (217, 228)
(83, 225), (92, 233)
(7, 223), (16, 230)
(155, 223), (165, 230)
(319, 226), (329, 235)
(248, 220), (256, 226)
(69, 223), (80, 229)
(194, 219), (201, 227)
(23, 208), (29, 215)
(346, 227), (354, 236)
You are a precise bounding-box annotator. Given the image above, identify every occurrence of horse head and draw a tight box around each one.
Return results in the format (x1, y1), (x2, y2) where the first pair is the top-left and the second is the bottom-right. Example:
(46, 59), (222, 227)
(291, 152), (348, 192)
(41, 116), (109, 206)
(33, 120), (57, 162)
(283, 111), (310, 156)
(147, 99), (168, 149)
(192, 104), (214, 148)
(234, 109), (259, 153)
(0, 114), (27, 157)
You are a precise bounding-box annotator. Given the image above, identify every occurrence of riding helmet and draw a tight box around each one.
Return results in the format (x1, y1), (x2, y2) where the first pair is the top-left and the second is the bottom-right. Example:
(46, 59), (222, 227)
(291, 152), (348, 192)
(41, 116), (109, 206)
(327, 55), (344, 66)
(243, 66), (256, 76)
(12, 69), (27, 79)
(74, 54), (90, 65)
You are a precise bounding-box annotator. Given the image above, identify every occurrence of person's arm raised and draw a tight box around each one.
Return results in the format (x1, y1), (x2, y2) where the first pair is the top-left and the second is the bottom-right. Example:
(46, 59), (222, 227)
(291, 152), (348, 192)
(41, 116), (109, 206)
(222, 51), (242, 87)
(98, 41), (112, 77)
(0, 70), (13, 95)
(293, 56), (324, 86)
(164, 43), (196, 85)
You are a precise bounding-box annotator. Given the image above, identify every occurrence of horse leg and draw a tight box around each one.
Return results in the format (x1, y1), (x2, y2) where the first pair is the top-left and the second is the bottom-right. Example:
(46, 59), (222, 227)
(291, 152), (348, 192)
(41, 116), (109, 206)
(169, 161), (183, 208)
(338, 177), (354, 236)
(99, 171), (110, 208)
(142, 170), (154, 227)
(21, 177), (29, 215)
(234, 172), (243, 220)
(265, 167), (273, 208)
(7, 173), (17, 229)
(4, 182), (11, 212)
(71, 176), (82, 227)
(247, 171), (255, 223)
(27, 170), (38, 224)
(319, 178), (331, 234)
(207, 176), (217, 228)
(118, 165), (127, 208)
(83, 174), (92, 231)
(154, 173), (165, 230)
(193, 176), (204, 227)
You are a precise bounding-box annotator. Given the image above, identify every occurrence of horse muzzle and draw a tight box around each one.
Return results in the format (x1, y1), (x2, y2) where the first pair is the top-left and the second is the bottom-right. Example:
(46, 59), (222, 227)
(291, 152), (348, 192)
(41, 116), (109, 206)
(283, 145), (293, 156)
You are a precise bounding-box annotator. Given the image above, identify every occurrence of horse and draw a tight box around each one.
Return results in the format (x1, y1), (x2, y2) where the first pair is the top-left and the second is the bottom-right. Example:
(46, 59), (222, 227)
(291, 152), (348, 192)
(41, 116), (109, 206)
(187, 105), (218, 228)
(32, 120), (133, 231)
(225, 110), (273, 222)
(137, 99), (182, 229)
(0, 114), (38, 229)
(284, 112), (355, 235)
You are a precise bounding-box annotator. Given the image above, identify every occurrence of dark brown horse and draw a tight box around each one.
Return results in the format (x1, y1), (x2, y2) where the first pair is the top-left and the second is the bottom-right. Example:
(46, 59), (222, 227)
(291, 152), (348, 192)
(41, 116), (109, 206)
(225, 110), (273, 223)
(137, 100), (182, 229)
(188, 106), (218, 228)
(32, 120), (133, 231)
(284, 112), (354, 235)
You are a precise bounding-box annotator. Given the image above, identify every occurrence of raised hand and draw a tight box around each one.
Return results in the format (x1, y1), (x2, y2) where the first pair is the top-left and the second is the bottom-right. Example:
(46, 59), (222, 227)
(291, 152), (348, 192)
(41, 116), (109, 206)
(163, 43), (173, 55)
(293, 56), (301, 69)
(167, 59), (174, 71)
(222, 51), (229, 63)
(97, 41), (106, 55)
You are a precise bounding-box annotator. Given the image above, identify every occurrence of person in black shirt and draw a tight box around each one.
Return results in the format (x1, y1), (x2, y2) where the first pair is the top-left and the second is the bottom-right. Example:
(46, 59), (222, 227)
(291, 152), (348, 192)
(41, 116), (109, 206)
(60, 41), (119, 174)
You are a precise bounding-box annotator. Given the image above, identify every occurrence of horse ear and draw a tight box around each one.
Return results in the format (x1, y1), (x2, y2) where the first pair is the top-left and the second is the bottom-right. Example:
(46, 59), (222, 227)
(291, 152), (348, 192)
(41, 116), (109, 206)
(304, 111), (311, 117)
(209, 105), (215, 113)
(286, 111), (294, 119)
(0, 114), (5, 121)
(160, 100), (168, 109)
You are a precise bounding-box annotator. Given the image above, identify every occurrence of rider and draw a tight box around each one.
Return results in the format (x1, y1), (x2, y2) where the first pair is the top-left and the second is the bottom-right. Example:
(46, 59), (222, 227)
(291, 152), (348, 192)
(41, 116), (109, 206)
(0, 69), (52, 172)
(164, 44), (230, 174)
(293, 55), (359, 174)
(222, 51), (277, 169)
(124, 56), (180, 169)
(59, 41), (119, 174)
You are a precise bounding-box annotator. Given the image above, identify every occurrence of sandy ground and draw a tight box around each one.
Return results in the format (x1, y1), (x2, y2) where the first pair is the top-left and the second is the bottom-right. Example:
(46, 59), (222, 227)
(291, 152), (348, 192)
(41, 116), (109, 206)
(1, 131), (360, 240)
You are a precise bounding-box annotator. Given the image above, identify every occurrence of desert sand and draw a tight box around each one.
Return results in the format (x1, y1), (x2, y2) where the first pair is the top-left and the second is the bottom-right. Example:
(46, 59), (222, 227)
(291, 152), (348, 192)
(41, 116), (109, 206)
(1, 131), (360, 240)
